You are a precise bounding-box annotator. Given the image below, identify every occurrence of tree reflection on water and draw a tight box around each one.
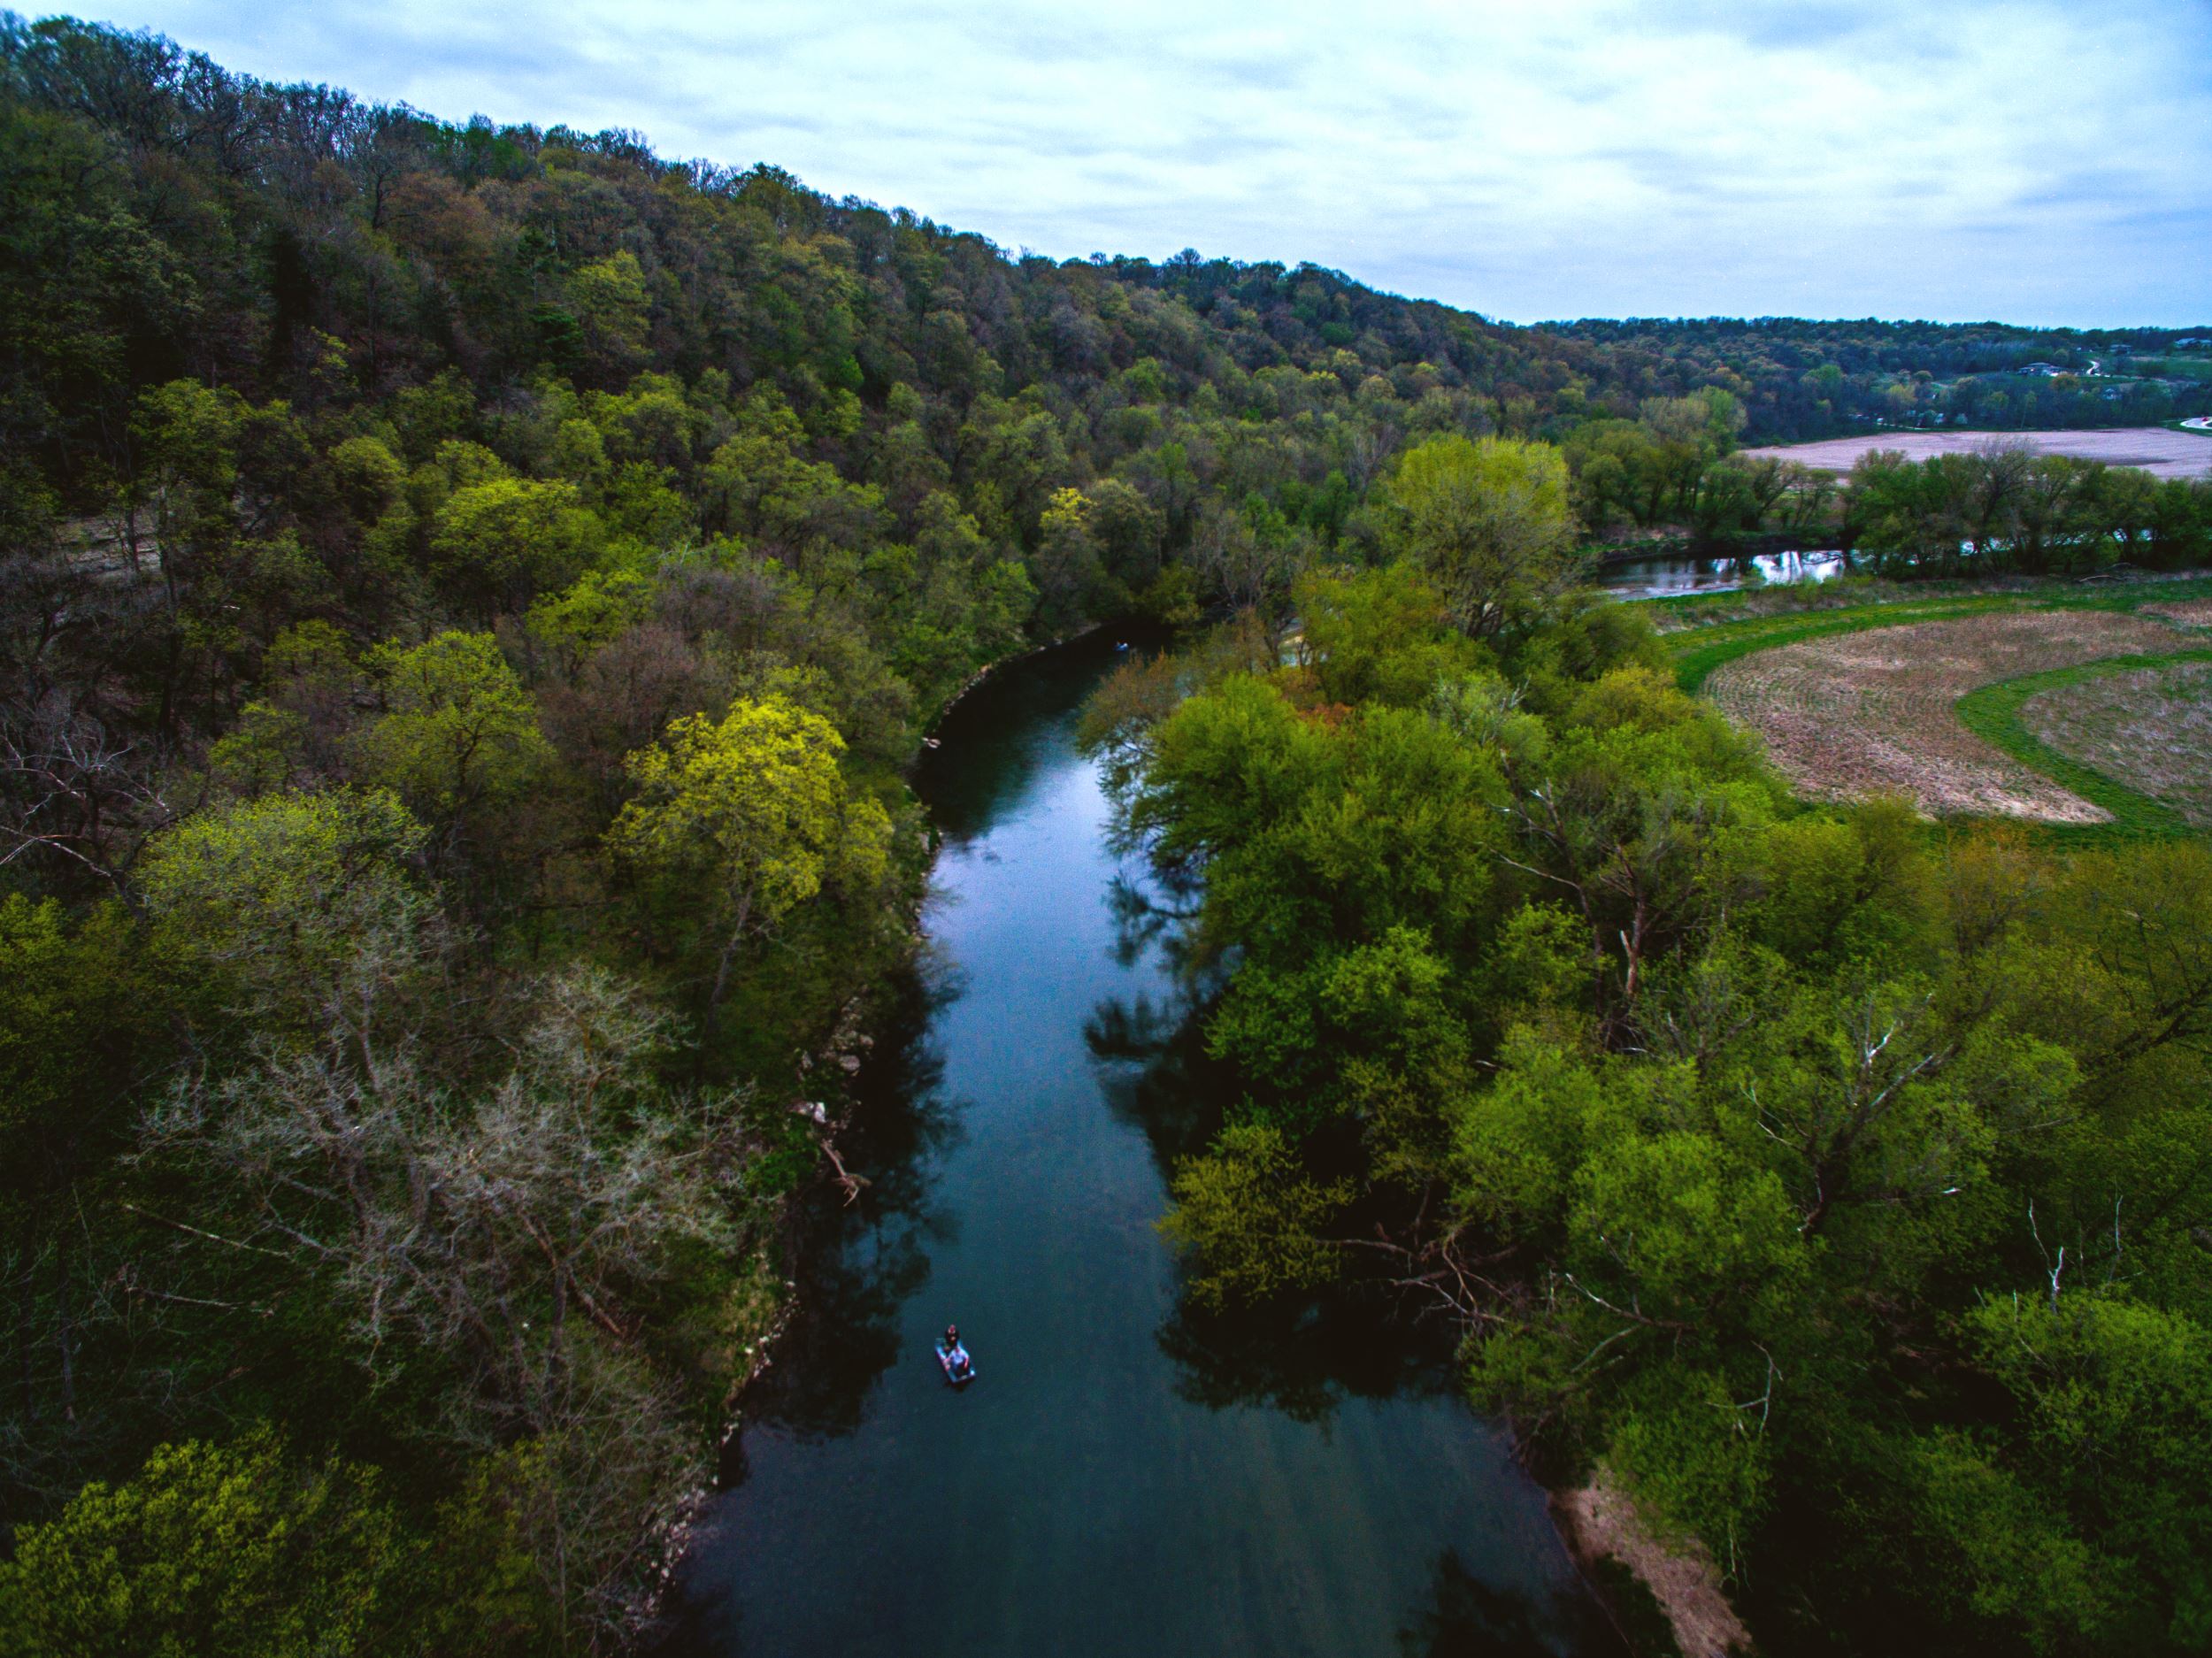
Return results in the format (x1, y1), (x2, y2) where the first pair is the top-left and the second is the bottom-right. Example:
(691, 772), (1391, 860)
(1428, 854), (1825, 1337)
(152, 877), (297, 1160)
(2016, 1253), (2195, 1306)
(1085, 883), (1469, 1432)
(721, 950), (964, 1453)
(1397, 1550), (1619, 1658)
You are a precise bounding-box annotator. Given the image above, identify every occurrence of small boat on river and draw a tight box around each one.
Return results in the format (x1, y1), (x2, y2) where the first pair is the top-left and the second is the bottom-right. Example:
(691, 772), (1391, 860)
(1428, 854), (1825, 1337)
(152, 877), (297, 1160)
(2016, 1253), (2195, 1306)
(937, 1324), (976, 1386)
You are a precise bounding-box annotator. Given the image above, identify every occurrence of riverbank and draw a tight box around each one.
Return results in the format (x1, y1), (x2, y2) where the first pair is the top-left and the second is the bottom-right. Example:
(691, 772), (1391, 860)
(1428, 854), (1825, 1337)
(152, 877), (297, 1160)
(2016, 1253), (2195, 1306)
(657, 634), (1609, 1657)
(1557, 1474), (1749, 1658)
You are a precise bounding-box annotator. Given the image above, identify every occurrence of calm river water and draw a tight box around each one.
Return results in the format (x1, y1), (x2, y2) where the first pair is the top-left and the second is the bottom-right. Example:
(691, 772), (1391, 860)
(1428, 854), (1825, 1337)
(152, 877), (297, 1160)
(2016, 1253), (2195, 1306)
(661, 636), (1610, 1658)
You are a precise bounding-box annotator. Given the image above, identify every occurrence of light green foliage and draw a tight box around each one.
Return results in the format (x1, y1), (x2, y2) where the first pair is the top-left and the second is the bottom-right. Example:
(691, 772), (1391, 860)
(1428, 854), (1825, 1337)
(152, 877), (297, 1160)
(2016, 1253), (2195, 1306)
(1295, 564), (1483, 709)
(1451, 1038), (1619, 1239)
(1571, 1132), (1804, 1321)
(703, 389), (889, 552)
(1159, 1122), (1350, 1311)
(606, 695), (893, 1011)
(209, 701), (315, 794)
(326, 434), (405, 519)
(1605, 1368), (1771, 1561)
(1511, 597), (1670, 715)
(429, 475), (604, 613)
(568, 250), (651, 378)
(1748, 798), (1935, 968)
(416, 1445), (564, 1655)
(1380, 434), (1579, 639)
(1524, 665), (1780, 1032)
(354, 632), (552, 821)
(1913, 1431), (2111, 1654)
(1939, 1293), (2212, 1651)
(1429, 672), (1549, 775)
(0, 1431), (402, 1658)
(1033, 485), (1115, 633)
(141, 788), (430, 1028)
(608, 694), (889, 934)
(524, 566), (653, 673)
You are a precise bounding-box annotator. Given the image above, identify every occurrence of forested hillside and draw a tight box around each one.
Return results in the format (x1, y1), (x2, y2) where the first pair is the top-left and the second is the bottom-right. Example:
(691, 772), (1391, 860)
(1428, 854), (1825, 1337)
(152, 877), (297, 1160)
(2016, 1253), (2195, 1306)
(3, 13), (2210, 1655)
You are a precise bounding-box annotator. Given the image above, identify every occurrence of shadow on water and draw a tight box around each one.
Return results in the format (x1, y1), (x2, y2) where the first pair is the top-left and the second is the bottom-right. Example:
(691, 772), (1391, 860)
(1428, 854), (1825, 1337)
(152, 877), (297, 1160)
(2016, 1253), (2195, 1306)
(1086, 947), (1467, 1431)
(1154, 1290), (1466, 1426)
(1397, 1550), (1618, 1658)
(726, 953), (964, 1446)
(916, 636), (1137, 843)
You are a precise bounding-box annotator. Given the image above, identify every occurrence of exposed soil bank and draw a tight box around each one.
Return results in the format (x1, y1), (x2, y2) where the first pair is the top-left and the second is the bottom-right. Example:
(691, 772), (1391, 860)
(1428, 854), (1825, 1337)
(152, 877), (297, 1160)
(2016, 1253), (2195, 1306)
(1557, 1471), (1751, 1658)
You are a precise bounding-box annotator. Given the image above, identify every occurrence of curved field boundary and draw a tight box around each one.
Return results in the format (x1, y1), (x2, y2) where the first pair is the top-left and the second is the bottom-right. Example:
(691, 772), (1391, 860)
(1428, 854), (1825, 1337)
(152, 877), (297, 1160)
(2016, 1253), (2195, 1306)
(1670, 599), (2025, 693)
(2147, 598), (2212, 629)
(1661, 578), (2212, 694)
(1702, 611), (2193, 823)
(1955, 649), (2212, 841)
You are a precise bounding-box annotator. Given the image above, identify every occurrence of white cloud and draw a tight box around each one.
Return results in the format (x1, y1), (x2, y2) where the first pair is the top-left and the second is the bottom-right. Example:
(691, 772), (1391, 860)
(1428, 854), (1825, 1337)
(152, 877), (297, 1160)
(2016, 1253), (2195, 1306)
(100, 0), (2212, 323)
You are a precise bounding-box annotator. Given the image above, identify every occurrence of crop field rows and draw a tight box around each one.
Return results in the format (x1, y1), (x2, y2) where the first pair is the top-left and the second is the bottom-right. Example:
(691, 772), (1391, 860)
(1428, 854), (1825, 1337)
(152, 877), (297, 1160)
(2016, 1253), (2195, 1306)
(2148, 598), (2212, 628)
(1673, 588), (2212, 834)
(2022, 663), (2212, 828)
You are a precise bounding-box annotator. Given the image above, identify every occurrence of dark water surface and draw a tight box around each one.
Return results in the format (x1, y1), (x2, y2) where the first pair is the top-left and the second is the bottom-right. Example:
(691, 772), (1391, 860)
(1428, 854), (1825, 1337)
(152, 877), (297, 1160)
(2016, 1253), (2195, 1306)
(664, 638), (1609, 1658)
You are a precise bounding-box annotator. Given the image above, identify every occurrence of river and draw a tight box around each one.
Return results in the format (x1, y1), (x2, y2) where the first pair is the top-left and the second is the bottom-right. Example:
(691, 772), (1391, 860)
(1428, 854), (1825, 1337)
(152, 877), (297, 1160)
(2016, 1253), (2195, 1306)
(659, 635), (1611, 1658)
(1599, 548), (1845, 599)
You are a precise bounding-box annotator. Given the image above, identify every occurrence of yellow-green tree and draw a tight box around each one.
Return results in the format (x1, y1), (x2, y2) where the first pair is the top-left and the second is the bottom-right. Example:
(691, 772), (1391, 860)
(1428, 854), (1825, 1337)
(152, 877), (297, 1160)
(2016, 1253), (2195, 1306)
(604, 695), (891, 1018)
(353, 633), (551, 825)
(0, 1430), (403, 1658)
(427, 476), (603, 615)
(1382, 434), (1580, 639)
(140, 787), (432, 1033)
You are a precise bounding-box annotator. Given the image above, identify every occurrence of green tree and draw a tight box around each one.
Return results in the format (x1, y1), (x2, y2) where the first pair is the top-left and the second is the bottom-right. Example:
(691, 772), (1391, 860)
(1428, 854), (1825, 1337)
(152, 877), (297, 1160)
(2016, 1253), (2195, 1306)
(140, 787), (432, 1034)
(353, 632), (552, 825)
(1380, 434), (1580, 640)
(1159, 1122), (1350, 1311)
(605, 695), (892, 1019)
(428, 476), (603, 615)
(0, 1430), (404, 1658)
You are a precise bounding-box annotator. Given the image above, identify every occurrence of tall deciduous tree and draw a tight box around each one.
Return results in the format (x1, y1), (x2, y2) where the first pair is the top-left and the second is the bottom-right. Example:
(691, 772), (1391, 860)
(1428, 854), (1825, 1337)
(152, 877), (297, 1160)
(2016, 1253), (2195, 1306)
(1382, 434), (1580, 640)
(352, 632), (552, 829)
(604, 694), (891, 1020)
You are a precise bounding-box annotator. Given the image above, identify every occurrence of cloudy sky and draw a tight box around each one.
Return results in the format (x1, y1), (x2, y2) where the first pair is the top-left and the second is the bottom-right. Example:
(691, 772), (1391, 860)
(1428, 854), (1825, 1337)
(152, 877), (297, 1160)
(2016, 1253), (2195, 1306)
(96, 1), (2212, 326)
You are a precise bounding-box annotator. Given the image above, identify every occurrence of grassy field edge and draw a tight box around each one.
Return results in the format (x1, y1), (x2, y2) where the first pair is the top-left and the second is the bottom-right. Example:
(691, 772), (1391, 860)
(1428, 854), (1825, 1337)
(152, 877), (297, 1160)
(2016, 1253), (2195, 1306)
(1953, 649), (2212, 840)
(1661, 579), (2212, 842)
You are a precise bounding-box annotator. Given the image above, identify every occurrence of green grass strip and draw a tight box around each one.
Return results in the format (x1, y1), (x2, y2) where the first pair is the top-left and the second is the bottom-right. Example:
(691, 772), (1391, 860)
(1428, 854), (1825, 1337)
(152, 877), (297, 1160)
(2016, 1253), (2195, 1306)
(1953, 649), (2212, 842)
(1669, 596), (2028, 693)
(1664, 578), (2212, 695)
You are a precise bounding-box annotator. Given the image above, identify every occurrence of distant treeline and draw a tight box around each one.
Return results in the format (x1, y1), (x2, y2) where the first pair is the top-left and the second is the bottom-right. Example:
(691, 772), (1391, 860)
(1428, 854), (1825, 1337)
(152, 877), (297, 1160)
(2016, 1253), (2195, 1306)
(1564, 405), (2212, 575)
(1554, 317), (2212, 439)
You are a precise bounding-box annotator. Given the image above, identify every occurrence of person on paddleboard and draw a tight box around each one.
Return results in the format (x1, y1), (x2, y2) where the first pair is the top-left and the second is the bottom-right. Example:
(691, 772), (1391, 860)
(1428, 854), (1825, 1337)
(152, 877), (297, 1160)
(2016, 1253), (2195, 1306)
(938, 1323), (974, 1383)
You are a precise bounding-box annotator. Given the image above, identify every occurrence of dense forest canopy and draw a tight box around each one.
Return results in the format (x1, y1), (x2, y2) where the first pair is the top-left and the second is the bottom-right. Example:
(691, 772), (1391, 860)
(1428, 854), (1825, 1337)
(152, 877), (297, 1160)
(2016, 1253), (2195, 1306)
(1095, 572), (2212, 1658)
(2, 12), (2210, 1656)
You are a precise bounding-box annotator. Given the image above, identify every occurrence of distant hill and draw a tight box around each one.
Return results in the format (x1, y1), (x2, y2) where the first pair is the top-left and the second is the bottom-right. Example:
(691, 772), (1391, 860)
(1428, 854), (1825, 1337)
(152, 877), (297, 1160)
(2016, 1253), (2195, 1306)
(5, 12), (2208, 552)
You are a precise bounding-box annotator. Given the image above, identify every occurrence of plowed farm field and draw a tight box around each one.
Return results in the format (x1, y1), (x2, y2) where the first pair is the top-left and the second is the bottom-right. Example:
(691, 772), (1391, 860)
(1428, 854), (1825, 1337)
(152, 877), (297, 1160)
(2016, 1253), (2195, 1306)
(2147, 599), (2212, 628)
(1738, 427), (2212, 481)
(1703, 610), (2194, 822)
(2022, 662), (2212, 828)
